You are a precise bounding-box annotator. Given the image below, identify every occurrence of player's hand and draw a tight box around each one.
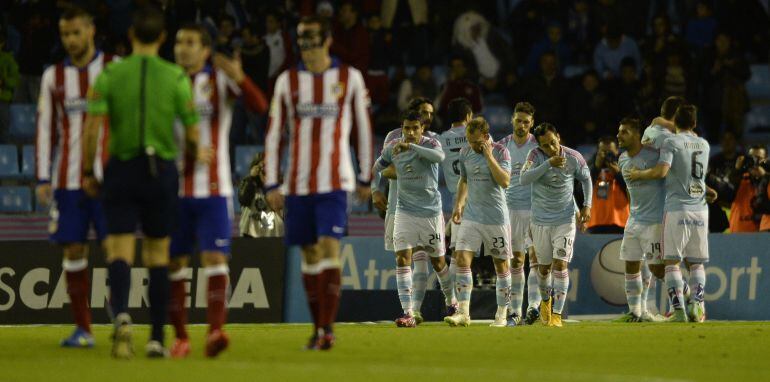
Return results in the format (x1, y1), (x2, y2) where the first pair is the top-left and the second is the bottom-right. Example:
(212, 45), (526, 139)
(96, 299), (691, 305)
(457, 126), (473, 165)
(480, 140), (493, 158)
(35, 183), (53, 208)
(706, 187), (718, 204)
(381, 164), (397, 179)
(549, 156), (566, 168)
(627, 167), (641, 181)
(266, 189), (284, 214)
(393, 142), (410, 155)
(452, 205), (464, 224)
(197, 147), (215, 164)
(735, 155), (746, 171)
(82, 176), (101, 198)
(579, 206), (591, 232)
(355, 185), (371, 203)
(372, 190), (387, 211)
(213, 52), (246, 84)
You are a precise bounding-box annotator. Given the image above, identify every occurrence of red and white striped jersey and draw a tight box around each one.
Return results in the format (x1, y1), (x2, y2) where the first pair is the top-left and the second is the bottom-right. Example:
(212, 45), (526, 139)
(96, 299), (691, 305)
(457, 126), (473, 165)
(176, 67), (240, 198)
(36, 51), (114, 190)
(264, 60), (373, 196)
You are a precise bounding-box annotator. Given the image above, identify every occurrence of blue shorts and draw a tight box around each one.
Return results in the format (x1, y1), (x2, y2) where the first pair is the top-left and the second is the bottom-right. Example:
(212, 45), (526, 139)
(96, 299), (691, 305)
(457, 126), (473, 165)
(170, 196), (233, 257)
(50, 189), (108, 244)
(285, 190), (347, 246)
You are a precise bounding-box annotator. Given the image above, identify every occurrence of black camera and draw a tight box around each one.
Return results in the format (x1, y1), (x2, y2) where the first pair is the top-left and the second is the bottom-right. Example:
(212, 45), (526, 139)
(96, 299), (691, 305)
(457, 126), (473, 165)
(739, 156), (770, 173)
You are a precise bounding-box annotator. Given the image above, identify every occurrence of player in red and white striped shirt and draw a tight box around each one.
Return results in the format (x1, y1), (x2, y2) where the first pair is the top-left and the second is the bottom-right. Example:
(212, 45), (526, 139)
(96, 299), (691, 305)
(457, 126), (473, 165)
(167, 24), (267, 358)
(34, 7), (113, 348)
(264, 16), (373, 350)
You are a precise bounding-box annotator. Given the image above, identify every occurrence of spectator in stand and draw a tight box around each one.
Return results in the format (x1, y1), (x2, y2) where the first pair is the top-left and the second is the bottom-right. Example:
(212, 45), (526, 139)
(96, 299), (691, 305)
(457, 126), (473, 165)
(660, 48), (691, 101)
(715, 0), (770, 62)
(215, 15), (242, 52)
(398, 64), (437, 112)
(435, 55), (482, 123)
(607, 57), (641, 122)
(700, 31), (750, 140)
(0, 31), (18, 140)
(567, 70), (610, 144)
(685, 1), (719, 51)
(240, 22), (271, 92)
(593, 23), (641, 80)
(566, 0), (593, 65)
(727, 145), (768, 233)
(507, 0), (563, 65)
(706, 131), (741, 232)
(264, 9), (295, 88)
(381, 0), (429, 65)
(14, 5), (55, 103)
(520, 51), (568, 139)
(586, 135), (629, 234)
(641, 14), (684, 80)
(451, 10), (513, 92)
(524, 21), (571, 77)
(366, 13), (390, 109)
(331, 1), (370, 72)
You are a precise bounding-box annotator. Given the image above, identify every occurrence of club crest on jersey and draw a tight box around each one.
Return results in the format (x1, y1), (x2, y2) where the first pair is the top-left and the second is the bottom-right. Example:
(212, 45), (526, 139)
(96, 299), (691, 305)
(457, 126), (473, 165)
(332, 82), (345, 99)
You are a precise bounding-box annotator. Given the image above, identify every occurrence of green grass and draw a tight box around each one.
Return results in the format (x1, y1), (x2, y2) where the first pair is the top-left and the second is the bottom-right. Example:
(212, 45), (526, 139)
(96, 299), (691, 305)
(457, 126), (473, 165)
(1, 321), (769, 382)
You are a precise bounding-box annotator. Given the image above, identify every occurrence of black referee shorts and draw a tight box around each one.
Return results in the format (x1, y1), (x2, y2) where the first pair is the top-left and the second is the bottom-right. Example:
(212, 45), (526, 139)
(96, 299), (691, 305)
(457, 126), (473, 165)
(102, 155), (178, 238)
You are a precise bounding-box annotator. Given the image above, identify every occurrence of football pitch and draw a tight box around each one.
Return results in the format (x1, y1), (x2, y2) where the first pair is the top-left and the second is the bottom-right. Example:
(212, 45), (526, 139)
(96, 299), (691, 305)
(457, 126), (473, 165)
(1, 321), (769, 382)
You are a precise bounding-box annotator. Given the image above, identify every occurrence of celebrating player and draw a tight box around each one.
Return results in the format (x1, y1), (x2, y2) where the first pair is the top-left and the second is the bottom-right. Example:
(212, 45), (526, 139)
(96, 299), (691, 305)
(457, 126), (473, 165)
(264, 16), (373, 350)
(520, 123), (592, 327)
(36, 7), (115, 348)
(373, 110), (453, 327)
(498, 102), (541, 326)
(445, 117), (512, 327)
(629, 105), (710, 322)
(166, 24), (268, 358)
(617, 118), (665, 322)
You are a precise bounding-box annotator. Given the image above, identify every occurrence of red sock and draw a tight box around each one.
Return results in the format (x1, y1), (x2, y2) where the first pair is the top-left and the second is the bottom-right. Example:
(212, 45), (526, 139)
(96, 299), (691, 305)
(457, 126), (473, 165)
(302, 273), (321, 331)
(319, 267), (341, 332)
(65, 269), (91, 333)
(168, 279), (188, 340)
(207, 274), (228, 332)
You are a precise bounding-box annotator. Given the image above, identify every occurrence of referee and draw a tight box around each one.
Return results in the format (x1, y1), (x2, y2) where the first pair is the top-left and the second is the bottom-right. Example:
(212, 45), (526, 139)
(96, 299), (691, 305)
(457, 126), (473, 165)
(83, 6), (204, 359)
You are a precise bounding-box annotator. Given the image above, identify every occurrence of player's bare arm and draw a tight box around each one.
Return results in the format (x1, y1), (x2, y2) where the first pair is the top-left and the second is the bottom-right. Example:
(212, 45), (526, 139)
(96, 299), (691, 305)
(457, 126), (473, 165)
(452, 177), (468, 224)
(628, 162), (670, 181)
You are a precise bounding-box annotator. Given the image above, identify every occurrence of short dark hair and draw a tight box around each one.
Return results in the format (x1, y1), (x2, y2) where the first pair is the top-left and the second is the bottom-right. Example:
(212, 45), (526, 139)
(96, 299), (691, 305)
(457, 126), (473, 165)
(598, 135), (616, 145)
(620, 117), (642, 133)
(407, 97), (432, 112)
(298, 15), (331, 38)
(533, 122), (558, 139)
(673, 104), (697, 130)
(178, 23), (212, 47)
(467, 117), (490, 135)
(132, 6), (166, 44)
(661, 96), (685, 120)
(620, 56), (637, 69)
(402, 109), (422, 123)
(447, 98), (472, 124)
(60, 6), (93, 24)
(514, 102), (535, 116)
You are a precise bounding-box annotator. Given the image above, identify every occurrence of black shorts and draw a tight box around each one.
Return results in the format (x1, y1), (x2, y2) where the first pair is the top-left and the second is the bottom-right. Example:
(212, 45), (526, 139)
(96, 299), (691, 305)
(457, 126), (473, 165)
(102, 155), (178, 238)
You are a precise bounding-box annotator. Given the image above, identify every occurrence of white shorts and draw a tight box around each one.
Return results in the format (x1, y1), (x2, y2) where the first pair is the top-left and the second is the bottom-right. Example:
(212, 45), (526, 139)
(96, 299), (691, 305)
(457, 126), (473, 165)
(531, 221), (576, 265)
(662, 210), (709, 262)
(448, 220), (459, 249)
(393, 211), (445, 257)
(509, 210), (533, 253)
(620, 222), (663, 263)
(384, 211), (395, 251)
(455, 220), (512, 260)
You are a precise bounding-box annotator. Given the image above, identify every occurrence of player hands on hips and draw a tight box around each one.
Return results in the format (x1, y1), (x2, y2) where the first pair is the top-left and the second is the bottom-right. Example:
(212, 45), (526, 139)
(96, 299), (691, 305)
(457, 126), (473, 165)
(372, 110), (454, 328)
(520, 123), (593, 327)
(445, 117), (513, 328)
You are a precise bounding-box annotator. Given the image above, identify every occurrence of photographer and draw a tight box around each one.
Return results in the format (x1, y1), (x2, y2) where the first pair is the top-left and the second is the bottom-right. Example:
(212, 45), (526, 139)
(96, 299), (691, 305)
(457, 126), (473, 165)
(705, 132), (740, 232)
(238, 153), (284, 238)
(728, 145), (769, 233)
(586, 136), (629, 234)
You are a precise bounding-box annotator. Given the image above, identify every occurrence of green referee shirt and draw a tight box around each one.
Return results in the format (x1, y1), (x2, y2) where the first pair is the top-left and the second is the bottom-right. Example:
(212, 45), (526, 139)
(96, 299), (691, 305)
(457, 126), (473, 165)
(87, 54), (198, 161)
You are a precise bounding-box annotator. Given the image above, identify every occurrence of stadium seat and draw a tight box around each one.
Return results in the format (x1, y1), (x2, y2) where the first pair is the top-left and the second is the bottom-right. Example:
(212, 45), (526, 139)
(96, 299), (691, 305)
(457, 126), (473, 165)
(0, 145), (19, 177)
(0, 186), (33, 213)
(432, 65), (447, 87)
(20, 145), (34, 179)
(480, 105), (513, 140)
(234, 145), (264, 178)
(747, 65), (770, 101)
(9, 104), (37, 141)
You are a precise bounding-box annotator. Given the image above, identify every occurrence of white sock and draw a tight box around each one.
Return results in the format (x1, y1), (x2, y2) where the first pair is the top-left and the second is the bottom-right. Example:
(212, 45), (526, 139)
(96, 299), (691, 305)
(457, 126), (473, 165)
(396, 266), (413, 314)
(510, 266), (525, 316)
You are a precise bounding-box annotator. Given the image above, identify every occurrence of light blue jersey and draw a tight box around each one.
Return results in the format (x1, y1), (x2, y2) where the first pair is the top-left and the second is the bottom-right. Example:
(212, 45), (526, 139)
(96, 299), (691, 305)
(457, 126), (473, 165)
(520, 146), (593, 226)
(438, 125), (468, 196)
(376, 136), (444, 218)
(641, 123), (674, 150)
(619, 147), (665, 225)
(458, 141), (511, 225)
(499, 133), (539, 211)
(659, 133), (710, 212)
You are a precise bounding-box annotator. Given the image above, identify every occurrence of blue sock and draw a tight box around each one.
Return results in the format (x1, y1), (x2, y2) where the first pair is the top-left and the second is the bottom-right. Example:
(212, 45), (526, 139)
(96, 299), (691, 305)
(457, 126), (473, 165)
(149, 267), (169, 344)
(108, 260), (130, 316)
